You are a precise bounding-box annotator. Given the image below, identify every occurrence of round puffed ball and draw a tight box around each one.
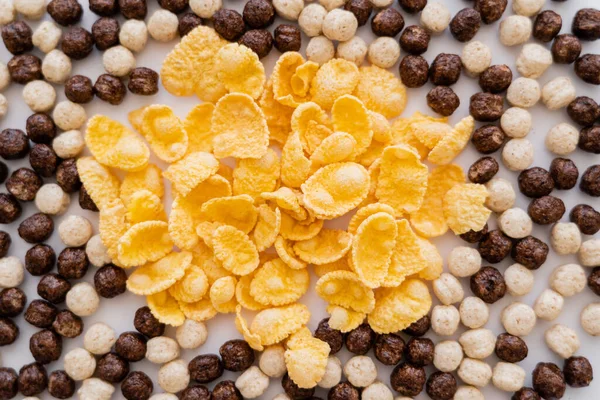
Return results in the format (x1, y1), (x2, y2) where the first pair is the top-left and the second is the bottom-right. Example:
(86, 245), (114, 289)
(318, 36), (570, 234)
(367, 37), (400, 69)
(461, 41), (491, 76)
(64, 348), (97, 381)
(420, 1), (450, 34)
(542, 76), (576, 111)
(545, 324), (580, 359)
(458, 358), (492, 388)
(273, 0), (303, 21)
(581, 303), (600, 336)
(52, 130), (84, 159)
(78, 378), (114, 400)
(498, 208), (532, 239)
(35, 183), (69, 215)
(86, 234), (111, 267)
(534, 289), (564, 321)
(14, 0), (45, 19)
(146, 336), (180, 364)
(0, 0), (15, 25)
(502, 302), (536, 336)
(298, 3), (326, 37)
(433, 273), (464, 305)
(507, 77), (540, 108)
(149, 395), (177, 400)
(0, 94), (7, 119)
(501, 107), (531, 138)
(0, 62), (9, 91)
(459, 296), (489, 329)
(545, 123), (579, 155)
(41, 50), (71, 84)
(431, 305), (460, 336)
(0, 256), (24, 287)
(551, 223), (581, 255)
(516, 43), (552, 79)
(306, 35), (334, 65)
(502, 138), (534, 172)
(119, 20), (148, 52)
(317, 356), (342, 389)
(492, 362), (526, 392)
(23, 80), (56, 112)
(448, 247), (481, 278)
(103, 45), (136, 76)
(175, 319), (207, 349)
(504, 264), (534, 297)
(148, 10), (178, 42)
(550, 264), (586, 297)
(158, 359), (190, 393)
(235, 366), (269, 398)
(454, 386), (484, 400)
(512, 0), (544, 17)
(485, 178), (515, 212)
(433, 340), (463, 372)
(59, 215), (93, 247)
(580, 239), (600, 267)
(189, 0), (221, 18)
(499, 15), (532, 46)
(343, 356), (377, 388)
(66, 282), (100, 317)
(83, 322), (116, 355)
(362, 382), (393, 400)
(32, 21), (61, 53)
(322, 9), (357, 42)
(318, 0), (344, 11)
(53, 101), (87, 131)
(459, 329), (496, 359)
(370, 0), (391, 7)
(259, 344), (287, 379)
(336, 36), (367, 66)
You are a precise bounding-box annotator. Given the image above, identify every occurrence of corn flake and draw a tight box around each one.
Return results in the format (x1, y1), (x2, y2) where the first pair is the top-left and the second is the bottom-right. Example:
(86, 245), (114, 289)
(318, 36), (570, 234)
(212, 225), (260, 276)
(184, 103), (215, 154)
(235, 305), (264, 351)
(279, 211), (323, 241)
(259, 79), (294, 145)
(168, 264), (208, 303)
(412, 121), (452, 150)
(201, 194), (257, 234)
(210, 275), (237, 313)
(326, 305), (365, 333)
(416, 236), (443, 281)
(443, 183), (491, 235)
(141, 105), (189, 163)
(77, 157), (120, 210)
(310, 132), (356, 170)
(285, 327), (330, 389)
(233, 148), (280, 198)
(99, 199), (130, 263)
(117, 221), (173, 267)
(348, 203), (395, 234)
(428, 116), (475, 165)
(128, 106), (146, 133)
(353, 66), (407, 119)
(127, 251), (192, 295)
(250, 303), (310, 346)
(274, 236), (307, 270)
(179, 298), (218, 322)
(272, 52), (311, 107)
(250, 258), (309, 306)
(293, 229), (352, 265)
(291, 102), (332, 154)
(310, 59), (359, 110)
(262, 188), (306, 221)
(331, 95), (372, 155)
(163, 151), (219, 196)
(314, 257), (351, 277)
(383, 220), (427, 287)
(120, 164), (164, 206)
(126, 190), (167, 224)
(281, 131), (311, 188)
(216, 43), (265, 99)
(235, 274), (266, 311)
(369, 111), (392, 143)
(252, 204), (281, 252)
(147, 290), (185, 326)
(315, 271), (375, 313)
(193, 243), (230, 285)
(290, 61), (319, 98)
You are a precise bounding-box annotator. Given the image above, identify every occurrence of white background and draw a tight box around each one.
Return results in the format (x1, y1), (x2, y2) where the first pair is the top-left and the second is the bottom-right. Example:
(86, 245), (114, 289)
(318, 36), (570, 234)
(1, 0), (600, 399)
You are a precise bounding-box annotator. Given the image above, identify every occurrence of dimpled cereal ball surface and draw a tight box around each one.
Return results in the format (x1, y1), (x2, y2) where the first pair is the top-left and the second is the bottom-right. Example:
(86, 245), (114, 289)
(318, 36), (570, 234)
(0, 256), (24, 288)
(492, 362), (526, 392)
(420, 1), (451, 34)
(158, 359), (190, 393)
(448, 246), (481, 277)
(545, 324), (580, 359)
(35, 183), (70, 215)
(433, 340), (463, 372)
(78, 378), (114, 400)
(367, 37), (400, 69)
(83, 322), (117, 355)
(58, 215), (93, 247)
(86, 234), (111, 267)
(175, 320), (208, 349)
(235, 366), (270, 398)
(103, 45), (136, 76)
(502, 302), (536, 336)
(23, 80), (56, 112)
(546, 123), (579, 155)
(459, 297), (489, 329)
(66, 282), (100, 317)
(322, 9), (357, 42)
(362, 382), (394, 400)
(64, 348), (97, 381)
(581, 303), (600, 336)
(259, 344), (288, 378)
(306, 35), (334, 65)
(148, 10), (179, 42)
(534, 289), (564, 321)
(317, 356), (342, 389)
(146, 336), (180, 364)
(343, 356), (378, 388)
(454, 386), (484, 400)
(42, 50), (72, 83)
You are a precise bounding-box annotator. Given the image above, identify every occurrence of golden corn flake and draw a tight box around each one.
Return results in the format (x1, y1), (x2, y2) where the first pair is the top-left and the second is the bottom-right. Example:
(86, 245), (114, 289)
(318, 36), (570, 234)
(285, 327), (330, 389)
(117, 221), (173, 267)
(389, 118), (430, 160)
(416, 236), (443, 281)
(141, 105), (189, 163)
(211, 93), (269, 159)
(99, 199), (130, 262)
(259, 79), (294, 145)
(201, 194), (257, 234)
(274, 236), (307, 270)
(250, 303), (310, 346)
(235, 274), (266, 311)
(147, 290), (185, 326)
(369, 111), (392, 144)
(384, 220), (427, 287)
(128, 106), (146, 133)
(193, 243), (230, 285)
(272, 52), (311, 107)
(169, 197), (200, 251)
(314, 257), (351, 277)
(291, 102), (331, 154)
(310, 132), (356, 170)
(326, 305), (365, 333)
(262, 188), (306, 221)
(210, 275), (237, 313)
(281, 131), (311, 189)
(216, 43), (265, 99)
(331, 95), (372, 155)
(233, 148), (280, 198)
(126, 190), (167, 224)
(179, 298), (217, 322)
(357, 139), (387, 168)
(293, 229), (352, 265)
(412, 121), (452, 150)
(310, 58), (359, 110)
(184, 103), (215, 154)
(168, 264), (209, 303)
(196, 221), (223, 247)
(348, 203), (395, 234)
(428, 116), (475, 165)
(368, 279), (432, 334)
(443, 183), (491, 235)
(163, 151), (219, 196)
(252, 204), (281, 252)
(235, 305), (264, 351)
(127, 251), (192, 295)
(315, 271), (375, 313)
(291, 61), (319, 96)
(77, 157), (120, 210)
(353, 66), (407, 119)
(212, 225), (260, 276)
(279, 211), (323, 241)
(182, 174), (232, 206)
(250, 258), (309, 306)
(359, 158), (381, 208)
(120, 164), (164, 206)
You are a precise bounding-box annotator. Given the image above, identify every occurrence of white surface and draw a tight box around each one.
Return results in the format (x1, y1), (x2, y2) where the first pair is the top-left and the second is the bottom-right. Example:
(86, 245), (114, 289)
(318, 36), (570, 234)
(1, 0), (600, 399)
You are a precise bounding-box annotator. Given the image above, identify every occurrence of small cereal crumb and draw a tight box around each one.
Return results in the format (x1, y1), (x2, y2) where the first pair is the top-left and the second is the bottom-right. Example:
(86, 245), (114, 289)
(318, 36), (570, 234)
(42, 50), (72, 84)
(236, 366), (269, 399)
(58, 215), (93, 247)
(454, 386), (484, 400)
(448, 246), (481, 278)
(120, 20), (148, 52)
(336, 36), (367, 66)
(534, 289), (564, 321)
(492, 362), (526, 392)
(501, 107), (531, 138)
(499, 15), (532, 47)
(175, 319), (208, 349)
(420, 1), (451, 34)
(551, 223), (581, 255)
(459, 296), (489, 329)
(545, 123), (579, 155)
(66, 282), (100, 317)
(361, 381), (393, 400)
(501, 302), (536, 336)
(103, 45), (136, 76)
(83, 322), (116, 355)
(433, 340), (463, 372)
(458, 358), (492, 388)
(322, 9), (357, 42)
(298, 3), (327, 37)
(431, 305), (460, 336)
(0, 256), (24, 288)
(53, 100), (87, 131)
(550, 264), (586, 297)
(53, 130), (85, 159)
(516, 43), (552, 79)
(273, 0), (304, 21)
(579, 239), (600, 267)
(459, 329), (495, 359)
(504, 264), (534, 296)
(317, 356), (342, 389)
(78, 378), (115, 400)
(498, 208), (532, 239)
(507, 77), (541, 108)
(35, 183), (70, 215)
(32, 21), (62, 53)
(343, 356), (377, 388)
(581, 303), (600, 336)
(542, 76), (577, 110)
(433, 273), (464, 305)
(64, 348), (97, 381)
(367, 37), (400, 69)
(260, 344), (287, 379)
(146, 336), (180, 364)
(545, 324), (580, 359)
(306, 35), (334, 65)
(513, 0), (544, 17)
(158, 359), (190, 393)
(23, 80), (56, 112)
(485, 178), (516, 213)
(461, 41), (491, 76)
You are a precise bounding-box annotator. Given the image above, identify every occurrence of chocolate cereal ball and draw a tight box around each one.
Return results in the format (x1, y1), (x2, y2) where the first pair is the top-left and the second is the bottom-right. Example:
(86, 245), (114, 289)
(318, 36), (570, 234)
(94, 74), (126, 105)
(450, 8), (481, 42)
(134, 306), (165, 338)
(550, 158), (579, 189)
(345, 323), (375, 355)
(181, 385), (211, 400)
(29, 144), (58, 177)
(0, 194), (21, 224)
(405, 337), (434, 367)
(512, 236), (549, 270)
(0, 368), (18, 399)
(158, 0), (187, 13)
(56, 159), (81, 193)
(48, 370), (75, 399)
(213, 380), (242, 400)
(564, 356), (593, 387)
(474, 0), (507, 24)
(26, 113), (56, 144)
(0, 165), (6, 186)
(30, 329), (62, 364)
(470, 92), (503, 122)
(7, 54), (42, 84)
(94, 264), (127, 298)
(38, 273), (70, 304)
(0, 318), (18, 345)
(121, 371), (153, 400)
(344, 0), (372, 27)
(575, 54), (600, 85)
(116, 332), (147, 362)
(427, 86), (460, 116)
(512, 388), (540, 400)
(282, 373), (314, 400)
(48, 0), (83, 25)
(399, 55), (429, 88)
(214, 9), (245, 41)
(429, 54), (461, 86)
(371, 8), (404, 37)
(239, 29), (273, 59)
(24, 300), (57, 328)
(568, 96), (600, 126)
(96, 353), (130, 383)
(0, 129), (29, 159)
(403, 314), (430, 337)
(1, 21), (33, 55)
(495, 333), (528, 363)
(314, 318), (343, 354)
(572, 8), (600, 41)
(471, 125), (505, 154)
(399, 25), (429, 55)
(178, 12), (202, 37)
(243, 0), (275, 29)
(57, 247), (89, 279)
(52, 310), (83, 338)
(189, 354), (224, 383)
(528, 196), (566, 224)
(0, 231), (10, 258)
(518, 167), (555, 198)
(399, 0), (425, 13)
(571, 204), (600, 235)
(390, 363), (426, 397)
(374, 333), (405, 365)
(128, 67), (159, 96)
(426, 372), (457, 400)
(7, 168), (42, 201)
(328, 382), (359, 400)
(468, 156), (499, 184)
(552, 34), (582, 64)
(92, 17), (120, 50)
(478, 230), (512, 264)
(274, 24), (301, 53)
(470, 266), (506, 303)
(532, 362), (565, 400)
(25, 244), (55, 276)
(65, 75), (94, 104)
(533, 10), (562, 43)
(479, 65), (512, 93)
(119, 0), (147, 19)
(18, 213), (53, 244)
(220, 339), (254, 371)
(62, 27), (94, 60)
(18, 362), (47, 396)
(0, 288), (26, 317)
(580, 126), (600, 154)
(89, 0), (118, 16)
(581, 165), (600, 196)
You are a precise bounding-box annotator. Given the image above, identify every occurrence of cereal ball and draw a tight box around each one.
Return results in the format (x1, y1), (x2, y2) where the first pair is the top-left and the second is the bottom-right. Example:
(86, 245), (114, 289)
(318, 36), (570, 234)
(581, 303), (600, 336)
(0, 256), (24, 288)
(66, 282), (100, 317)
(0, 0), (14, 24)
(390, 363), (425, 397)
(475, 0), (508, 24)
(298, 3), (326, 37)
(145, 336), (180, 364)
(158, 359), (190, 393)
(471, 125), (505, 154)
(431, 305), (460, 336)
(41, 49), (70, 84)
(53, 101), (86, 131)
(469, 92), (503, 122)
(504, 264), (534, 297)
(2, 20), (33, 55)
(514, 239), (548, 269)
(433, 340), (463, 372)
(450, 8), (481, 43)
(479, 64), (512, 93)
(579, 126), (600, 154)
(190, 0), (220, 18)
(495, 333), (528, 363)
(520, 164), (553, 195)
(78, 378), (114, 400)
(429, 53), (461, 86)
(533, 10), (562, 42)
(343, 0), (371, 26)
(336, 36), (367, 66)
(512, 0), (544, 17)
(564, 356), (593, 388)
(62, 27), (94, 60)
(575, 54), (600, 85)
(507, 77), (540, 108)
(188, 355), (224, 384)
(534, 289), (564, 321)
(459, 296), (489, 329)
(362, 382), (393, 400)
(94, 74), (126, 105)
(34, 184), (69, 215)
(367, 37), (400, 69)
(492, 362), (526, 392)
(420, 2), (451, 34)
(459, 329), (495, 359)
(499, 15), (532, 46)
(581, 165), (600, 197)
(426, 372), (458, 400)
(545, 122), (579, 155)
(462, 41), (491, 76)
(37, 273), (70, 305)
(150, 395), (177, 400)
(58, 215), (93, 247)
(399, 25), (429, 55)
(427, 86), (460, 116)
(314, 318), (343, 354)
(572, 204), (600, 235)
(102, 45), (136, 77)
(179, 13), (202, 37)
(498, 208), (532, 239)
(318, 0), (344, 11)
(345, 323), (375, 355)
(454, 386), (484, 400)
(235, 366), (269, 399)
(52, 130), (84, 159)
(405, 337), (434, 366)
(403, 315), (430, 337)
(32, 21), (61, 54)
(22, 80), (55, 112)
(173, 319), (206, 350)
(119, 20), (148, 52)
(91, 17), (119, 50)
(502, 138), (534, 171)
(545, 324), (580, 360)
(147, 10), (178, 42)
(306, 35), (334, 65)
(433, 273), (464, 305)
(501, 107), (531, 138)
(399, 55), (429, 88)
(220, 339), (254, 371)
(243, 0), (274, 29)
(273, 0), (303, 21)
(343, 356), (377, 388)
(64, 348), (96, 381)
(273, 24), (301, 52)
(47, 0), (82, 25)
(122, 372), (154, 399)
(484, 178), (515, 213)
(86, 234), (111, 267)
(447, 247), (481, 278)
(255, 345), (286, 380)
(579, 239), (600, 267)
(84, 323), (116, 355)
(550, 223), (581, 256)
(502, 302), (536, 336)
(573, 8), (600, 41)
(322, 9), (357, 42)
(371, 8), (404, 37)
(541, 76), (576, 111)
(0, 62), (9, 91)
(458, 358), (492, 388)
(552, 34), (582, 64)
(26, 113), (56, 144)
(317, 356), (341, 388)
(374, 334), (404, 366)
(65, 75), (93, 104)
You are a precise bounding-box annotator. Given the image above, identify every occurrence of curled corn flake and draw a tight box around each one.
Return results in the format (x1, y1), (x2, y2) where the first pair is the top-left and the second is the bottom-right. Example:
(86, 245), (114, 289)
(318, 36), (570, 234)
(390, 118), (430, 160)
(233, 148), (280, 198)
(357, 140), (386, 168)
(293, 229), (352, 265)
(196, 221), (222, 247)
(201, 194), (257, 234)
(358, 158), (381, 208)
(163, 151), (219, 196)
(369, 111), (392, 144)
(184, 103), (215, 154)
(179, 298), (217, 322)
(314, 257), (351, 277)
(216, 43), (265, 99)
(331, 95), (373, 156)
(348, 203), (395, 234)
(250, 303), (310, 346)
(128, 106), (147, 133)
(310, 132), (356, 170)
(77, 157), (120, 210)
(274, 236), (307, 270)
(235, 274), (266, 311)
(326, 305), (365, 333)
(147, 290), (185, 327)
(290, 61), (319, 98)
(310, 59), (359, 110)
(127, 251), (192, 295)
(126, 190), (167, 224)
(281, 131), (311, 189)
(117, 221), (173, 267)
(168, 264), (208, 303)
(279, 210), (323, 241)
(120, 164), (164, 206)
(85, 115), (150, 172)
(262, 188), (306, 221)
(210, 276), (237, 311)
(443, 183), (491, 235)
(272, 52), (311, 107)
(384, 220), (427, 287)
(235, 306), (264, 351)
(183, 174), (232, 206)
(416, 236), (443, 281)
(193, 243), (230, 285)
(99, 199), (130, 262)
(428, 116), (475, 165)
(217, 163), (234, 184)
(250, 258), (309, 306)
(259, 252), (279, 264)
(212, 225), (260, 276)
(213, 296), (238, 315)
(211, 93), (269, 160)
(141, 105), (189, 163)
(368, 279), (432, 334)
(291, 102), (331, 154)
(353, 66), (407, 119)
(285, 327), (330, 389)
(259, 79), (294, 145)
(315, 271), (375, 313)
(412, 121), (452, 150)
(252, 204), (281, 252)
(169, 197), (199, 251)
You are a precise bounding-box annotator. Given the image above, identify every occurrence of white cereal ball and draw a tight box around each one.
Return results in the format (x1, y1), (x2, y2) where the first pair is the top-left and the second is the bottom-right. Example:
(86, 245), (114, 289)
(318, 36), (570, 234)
(103, 45), (136, 76)
(149, 395), (178, 400)
(273, 0), (304, 21)
(14, 0), (45, 19)
(318, 356), (342, 388)
(461, 41), (492, 76)
(86, 234), (111, 267)
(236, 366), (269, 399)
(579, 239), (600, 267)
(492, 362), (526, 392)
(322, 9), (357, 42)
(343, 356), (377, 388)
(433, 273), (464, 305)
(433, 340), (463, 372)
(120, 20), (148, 52)
(158, 359), (190, 393)
(362, 382), (393, 400)
(148, 10), (179, 42)
(0, 94), (7, 119)
(0, 0), (15, 24)
(498, 208), (532, 239)
(516, 43), (552, 79)
(501, 302), (536, 336)
(53, 101), (87, 131)
(420, 1), (450, 34)
(507, 77), (541, 108)
(0, 62), (9, 91)
(370, 0), (392, 7)
(64, 348), (96, 381)
(454, 386), (484, 400)
(545, 324), (580, 359)
(23, 80), (56, 112)
(367, 37), (400, 69)
(59, 215), (93, 247)
(581, 303), (600, 336)
(318, 0), (344, 11)
(0, 256), (24, 288)
(298, 3), (327, 37)
(502, 138), (534, 171)
(448, 247), (481, 278)
(189, 0), (221, 18)
(431, 305), (460, 336)
(306, 36), (335, 65)
(513, 0), (545, 17)
(504, 264), (534, 296)
(34, 184), (69, 215)
(42, 50), (71, 84)
(175, 319), (207, 349)
(459, 297), (489, 329)
(459, 329), (496, 359)
(83, 323), (116, 355)
(546, 123), (580, 155)
(550, 264), (586, 297)
(146, 336), (180, 364)
(336, 36), (367, 66)
(499, 16), (532, 46)
(458, 358), (492, 388)
(78, 378), (114, 400)
(53, 130), (84, 159)
(260, 344), (287, 378)
(66, 282), (100, 317)
(534, 289), (564, 321)
(32, 21), (61, 53)
(542, 76), (576, 110)
(501, 107), (532, 138)
(485, 178), (516, 213)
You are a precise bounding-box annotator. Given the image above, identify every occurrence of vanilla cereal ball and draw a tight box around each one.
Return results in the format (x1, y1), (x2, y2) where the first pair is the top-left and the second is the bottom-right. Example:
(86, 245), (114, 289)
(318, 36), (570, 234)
(578, 239), (600, 267)
(431, 305), (460, 336)
(53, 130), (84, 159)
(459, 329), (496, 359)
(498, 208), (532, 239)
(148, 10), (179, 42)
(120, 20), (148, 53)
(59, 215), (93, 247)
(23, 80), (56, 112)
(336, 36), (367, 66)
(103, 45), (136, 76)
(189, 0), (221, 18)
(343, 356), (377, 388)
(513, 0), (545, 17)
(317, 356), (342, 388)
(86, 234), (111, 267)
(581, 303), (600, 336)
(84, 323), (116, 355)
(454, 386), (484, 400)
(322, 9), (357, 42)
(236, 366), (269, 399)
(362, 382), (393, 400)
(306, 36), (334, 65)
(158, 359), (190, 393)
(0, 62), (9, 91)
(542, 76), (576, 110)
(273, 0), (304, 21)
(34, 183), (69, 216)
(433, 340), (463, 372)
(516, 44), (552, 79)
(499, 16), (532, 46)
(534, 289), (564, 321)
(502, 138), (534, 171)
(551, 222), (582, 255)
(78, 378), (115, 400)
(14, 0), (45, 19)
(492, 362), (526, 392)
(461, 41), (492, 76)
(545, 123), (579, 155)
(149, 395), (178, 400)
(260, 344), (287, 379)
(0, 94), (7, 119)
(0, 0), (15, 24)
(318, 0), (344, 11)
(146, 336), (180, 364)
(458, 358), (492, 388)
(501, 107), (532, 138)
(32, 21), (61, 53)
(298, 3), (326, 37)
(550, 264), (586, 297)
(420, 2), (451, 34)
(64, 348), (96, 381)
(175, 319), (207, 349)
(370, 0), (392, 7)
(459, 297), (489, 329)
(485, 178), (516, 213)
(0, 256), (24, 288)
(42, 50), (71, 84)
(545, 324), (580, 359)
(367, 37), (400, 69)
(66, 282), (100, 317)
(502, 302), (536, 336)
(433, 273), (464, 305)
(53, 101), (87, 131)
(504, 264), (534, 297)
(507, 77), (541, 108)
(448, 247), (481, 278)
